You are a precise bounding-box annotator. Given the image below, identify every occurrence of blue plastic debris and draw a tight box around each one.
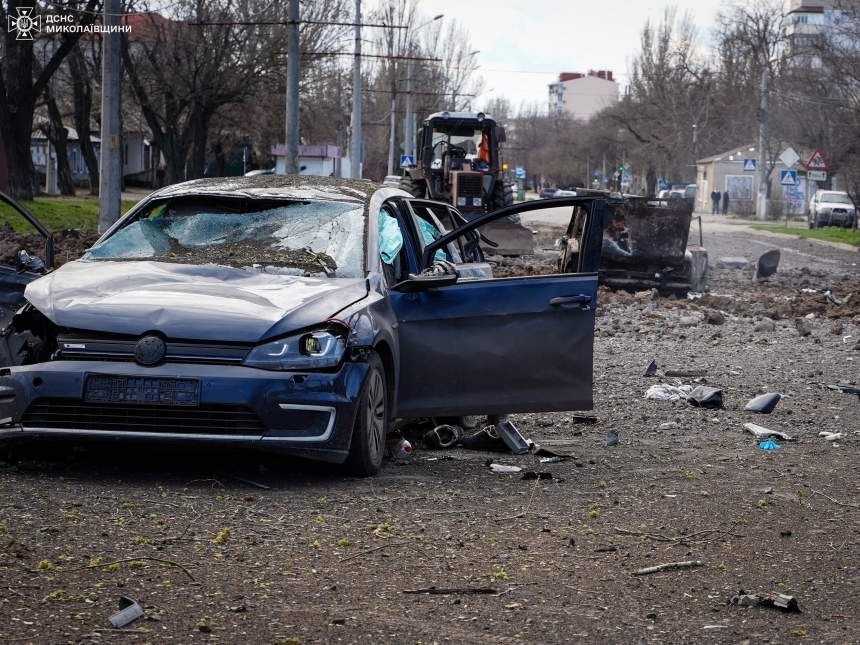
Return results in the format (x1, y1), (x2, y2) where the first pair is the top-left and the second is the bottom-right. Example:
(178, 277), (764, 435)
(606, 431), (619, 446)
(759, 440), (781, 451)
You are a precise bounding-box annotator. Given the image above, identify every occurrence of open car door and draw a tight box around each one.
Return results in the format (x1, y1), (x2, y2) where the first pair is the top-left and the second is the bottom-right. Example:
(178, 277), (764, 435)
(0, 191), (55, 366)
(389, 196), (604, 418)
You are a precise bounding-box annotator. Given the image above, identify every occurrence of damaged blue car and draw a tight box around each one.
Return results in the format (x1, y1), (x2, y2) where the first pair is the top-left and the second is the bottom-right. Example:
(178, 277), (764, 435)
(0, 176), (603, 475)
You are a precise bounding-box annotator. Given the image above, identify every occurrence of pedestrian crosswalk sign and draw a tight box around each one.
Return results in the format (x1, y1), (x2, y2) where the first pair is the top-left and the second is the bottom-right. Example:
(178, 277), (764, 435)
(780, 169), (798, 186)
(743, 158), (757, 171)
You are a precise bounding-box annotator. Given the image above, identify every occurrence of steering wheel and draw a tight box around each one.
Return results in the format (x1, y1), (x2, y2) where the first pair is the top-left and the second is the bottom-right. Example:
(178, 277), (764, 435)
(433, 140), (467, 159)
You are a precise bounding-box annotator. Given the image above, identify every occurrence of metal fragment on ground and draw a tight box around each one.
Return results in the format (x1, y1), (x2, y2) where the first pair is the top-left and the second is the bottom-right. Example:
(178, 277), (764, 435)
(744, 392), (781, 414)
(743, 423), (793, 441)
(108, 596), (144, 628)
(754, 249), (780, 281)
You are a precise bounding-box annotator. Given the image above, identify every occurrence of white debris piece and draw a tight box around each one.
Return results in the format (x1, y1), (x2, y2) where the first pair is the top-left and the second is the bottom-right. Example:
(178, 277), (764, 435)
(658, 422), (679, 430)
(743, 422), (793, 441)
(645, 384), (694, 402)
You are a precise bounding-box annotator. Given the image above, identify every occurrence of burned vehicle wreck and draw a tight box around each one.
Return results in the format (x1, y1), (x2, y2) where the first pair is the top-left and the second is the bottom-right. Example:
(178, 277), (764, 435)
(0, 177), (604, 475)
(557, 194), (708, 297)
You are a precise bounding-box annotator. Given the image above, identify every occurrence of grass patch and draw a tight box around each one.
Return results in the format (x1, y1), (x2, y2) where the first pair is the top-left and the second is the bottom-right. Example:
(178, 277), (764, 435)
(0, 196), (138, 233)
(750, 225), (860, 247)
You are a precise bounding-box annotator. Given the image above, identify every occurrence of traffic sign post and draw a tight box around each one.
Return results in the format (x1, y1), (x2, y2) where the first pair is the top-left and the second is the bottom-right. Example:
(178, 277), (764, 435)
(807, 170), (826, 182)
(743, 158), (757, 172)
(779, 147), (800, 169)
(780, 169), (798, 187)
(805, 148), (829, 171)
(399, 154), (415, 169)
(515, 166), (525, 179)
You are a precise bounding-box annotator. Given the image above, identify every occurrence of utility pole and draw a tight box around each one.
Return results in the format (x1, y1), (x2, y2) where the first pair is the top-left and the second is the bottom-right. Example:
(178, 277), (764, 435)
(404, 50), (413, 159)
(386, 11), (396, 177)
(350, 0), (362, 179)
(285, 0), (300, 175)
(757, 67), (769, 221)
(99, 0), (122, 233)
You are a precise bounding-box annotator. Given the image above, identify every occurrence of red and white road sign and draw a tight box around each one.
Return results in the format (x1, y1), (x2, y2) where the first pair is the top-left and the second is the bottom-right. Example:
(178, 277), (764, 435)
(805, 148), (829, 171)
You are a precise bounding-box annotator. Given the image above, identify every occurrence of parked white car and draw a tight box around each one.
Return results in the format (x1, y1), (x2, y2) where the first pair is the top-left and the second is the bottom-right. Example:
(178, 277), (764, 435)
(809, 190), (856, 228)
(382, 175), (402, 188)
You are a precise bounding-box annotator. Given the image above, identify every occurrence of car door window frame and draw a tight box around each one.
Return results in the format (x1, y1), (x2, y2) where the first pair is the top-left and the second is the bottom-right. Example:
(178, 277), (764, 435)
(419, 196), (605, 275)
(0, 190), (55, 271)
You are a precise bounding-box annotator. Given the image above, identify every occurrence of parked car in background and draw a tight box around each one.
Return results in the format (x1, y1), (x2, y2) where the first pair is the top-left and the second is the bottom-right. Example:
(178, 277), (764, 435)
(382, 175), (402, 188)
(657, 190), (671, 199)
(668, 189), (686, 199)
(539, 187), (557, 199)
(0, 178), (603, 476)
(809, 191), (856, 228)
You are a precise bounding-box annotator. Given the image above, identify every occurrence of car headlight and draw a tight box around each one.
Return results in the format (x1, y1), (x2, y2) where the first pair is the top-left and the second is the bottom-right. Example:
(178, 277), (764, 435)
(472, 197), (483, 207)
(243, 330), (346, 371)
(456, 197), (467, 206)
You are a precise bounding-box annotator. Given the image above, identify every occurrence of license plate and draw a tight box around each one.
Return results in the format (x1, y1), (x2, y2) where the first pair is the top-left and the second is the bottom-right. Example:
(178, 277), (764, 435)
(85, 375), (200, 406)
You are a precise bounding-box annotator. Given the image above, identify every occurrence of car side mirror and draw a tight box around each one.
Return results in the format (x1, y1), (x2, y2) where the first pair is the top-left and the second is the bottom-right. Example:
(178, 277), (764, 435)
(497, 127), (506, 143)
(391, 273), (458, 293)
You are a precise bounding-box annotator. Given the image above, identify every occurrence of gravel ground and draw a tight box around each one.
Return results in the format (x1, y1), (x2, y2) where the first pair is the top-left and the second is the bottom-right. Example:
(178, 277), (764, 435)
(1, 224), (859, 644)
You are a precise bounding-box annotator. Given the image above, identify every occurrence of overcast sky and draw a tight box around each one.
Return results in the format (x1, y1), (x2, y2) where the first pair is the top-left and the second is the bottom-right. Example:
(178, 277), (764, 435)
(420, 0), (728, 112)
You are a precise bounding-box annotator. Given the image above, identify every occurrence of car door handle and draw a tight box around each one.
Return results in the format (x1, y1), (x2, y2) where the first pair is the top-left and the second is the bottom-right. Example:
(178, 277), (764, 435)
(549, 294), (592, 306)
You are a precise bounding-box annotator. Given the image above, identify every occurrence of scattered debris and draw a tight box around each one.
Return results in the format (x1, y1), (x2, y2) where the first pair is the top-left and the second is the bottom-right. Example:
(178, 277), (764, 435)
(818, 431), (843, 442)
(744, 392), (781, 414)
(424, 424), (463, 449)
(743, 423), (793, 441)
(495, 420), (531, 455)
(705, 310), (725, 325)
(645, 384), (694, 401)
(385, 437), (412, 459)
(460, 426), (508, 452)
(759, 440), (781, 451)
(687, 386), (723, 409)
(754, 249), (780, 281)
(488, 463), (522, 474)
(569, 412), (599, 424)
(108, 596), (145, 629)
(754, 318), (777, 333)
(521, 471), (552, 480)
(539, 455), (567, 464)
(402, 587), (498, 595)
(831, 320), (844, 335)
(633, 560), (703, 576)
(593, 545), (618, 552)
(658, 422), (679, 431)
(827, 384), (860, 399)
(730, 591), (801, 613)
(795, 317), (813, 337)
(645, 359), (658, 377)
(606, 431), (619, 446)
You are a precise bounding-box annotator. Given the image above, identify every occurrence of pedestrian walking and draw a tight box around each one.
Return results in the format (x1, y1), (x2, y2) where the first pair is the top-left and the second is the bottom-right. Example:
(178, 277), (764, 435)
(711, 189), (721, 214)
(722, 190), (730, 215)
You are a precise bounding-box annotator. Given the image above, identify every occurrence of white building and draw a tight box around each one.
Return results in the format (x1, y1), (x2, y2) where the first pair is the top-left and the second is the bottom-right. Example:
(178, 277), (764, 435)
(548, 71), (619, 121)
(271, 144), (349, 177)
(786, 0), (842, 66)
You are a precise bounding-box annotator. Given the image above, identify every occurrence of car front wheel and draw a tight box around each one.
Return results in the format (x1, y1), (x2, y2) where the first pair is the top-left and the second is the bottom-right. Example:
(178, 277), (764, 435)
(343, 353), (387, 476)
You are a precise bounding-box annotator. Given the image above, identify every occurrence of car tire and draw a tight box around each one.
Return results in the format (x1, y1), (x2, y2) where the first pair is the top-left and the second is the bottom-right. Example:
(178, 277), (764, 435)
(343, 353), (388, 476)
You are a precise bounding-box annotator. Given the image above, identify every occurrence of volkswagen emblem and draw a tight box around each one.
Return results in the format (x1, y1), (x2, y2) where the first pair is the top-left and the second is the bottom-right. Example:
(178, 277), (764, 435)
(134, 335), (166, 366)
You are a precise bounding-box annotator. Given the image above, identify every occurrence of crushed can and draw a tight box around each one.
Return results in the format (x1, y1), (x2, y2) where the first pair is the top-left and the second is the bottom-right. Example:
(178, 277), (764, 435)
(385, 437), (412, 459)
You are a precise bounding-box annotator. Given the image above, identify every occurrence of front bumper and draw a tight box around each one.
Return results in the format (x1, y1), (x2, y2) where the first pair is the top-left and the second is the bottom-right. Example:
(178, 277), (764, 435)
(0, 359), (370, 463)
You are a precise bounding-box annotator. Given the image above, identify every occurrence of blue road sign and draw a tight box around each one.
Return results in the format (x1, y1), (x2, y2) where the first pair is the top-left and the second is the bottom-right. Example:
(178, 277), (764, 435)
(658, 179), (668, 190)
(622, 169), (630, 182)
(780, 169), (798, 187)
(743, 158), (757, 172)
(593, 170), (599, 178)
(399, 154), (415, 168)
(515, 165), (525, 179)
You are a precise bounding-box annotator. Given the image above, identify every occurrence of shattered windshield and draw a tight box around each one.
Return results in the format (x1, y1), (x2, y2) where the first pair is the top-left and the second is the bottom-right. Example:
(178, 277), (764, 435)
(82, 198), (366, 278)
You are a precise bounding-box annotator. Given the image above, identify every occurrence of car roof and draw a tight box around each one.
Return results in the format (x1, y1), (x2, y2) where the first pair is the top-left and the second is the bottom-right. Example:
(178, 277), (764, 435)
(150, 175), (387, 207)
